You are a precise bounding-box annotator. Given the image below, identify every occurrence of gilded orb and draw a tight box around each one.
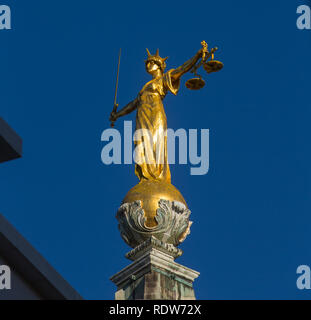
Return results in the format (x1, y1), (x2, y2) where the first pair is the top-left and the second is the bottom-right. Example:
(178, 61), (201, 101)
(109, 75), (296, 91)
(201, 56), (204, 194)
(122, 180), (188, 228)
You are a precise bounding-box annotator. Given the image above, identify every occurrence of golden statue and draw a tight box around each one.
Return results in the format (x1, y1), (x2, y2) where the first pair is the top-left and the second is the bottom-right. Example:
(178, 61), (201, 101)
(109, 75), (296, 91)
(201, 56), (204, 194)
(110, 41), (222, 227)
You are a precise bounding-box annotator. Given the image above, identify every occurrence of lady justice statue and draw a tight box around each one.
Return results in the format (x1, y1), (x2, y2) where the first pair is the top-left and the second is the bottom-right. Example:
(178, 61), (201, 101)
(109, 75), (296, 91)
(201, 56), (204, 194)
(109, 41), (222, 240)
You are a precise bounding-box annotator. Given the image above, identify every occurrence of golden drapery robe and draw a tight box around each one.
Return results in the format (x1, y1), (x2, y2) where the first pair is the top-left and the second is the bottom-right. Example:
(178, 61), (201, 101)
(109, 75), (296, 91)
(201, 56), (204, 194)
(134, 69), (180, 183)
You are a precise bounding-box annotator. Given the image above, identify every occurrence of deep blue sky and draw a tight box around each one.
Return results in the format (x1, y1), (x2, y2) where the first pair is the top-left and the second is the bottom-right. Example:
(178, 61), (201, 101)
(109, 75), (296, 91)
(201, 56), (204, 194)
(1, 0), (311, 299)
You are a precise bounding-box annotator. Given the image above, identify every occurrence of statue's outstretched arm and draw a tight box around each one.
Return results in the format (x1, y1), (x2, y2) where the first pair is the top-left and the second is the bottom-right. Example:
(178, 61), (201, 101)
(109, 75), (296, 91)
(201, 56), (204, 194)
(110, 98), (138, 122)
(170, 49), (203, 81)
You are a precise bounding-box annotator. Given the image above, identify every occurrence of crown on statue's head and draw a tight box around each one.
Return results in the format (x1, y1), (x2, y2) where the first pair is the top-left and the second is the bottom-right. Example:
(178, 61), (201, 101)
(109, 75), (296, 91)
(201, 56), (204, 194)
(145, 48), (168, 72)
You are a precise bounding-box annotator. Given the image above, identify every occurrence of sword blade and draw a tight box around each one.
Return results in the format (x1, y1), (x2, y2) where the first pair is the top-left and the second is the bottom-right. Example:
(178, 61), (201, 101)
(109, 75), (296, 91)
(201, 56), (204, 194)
(113, 48), (121, 111)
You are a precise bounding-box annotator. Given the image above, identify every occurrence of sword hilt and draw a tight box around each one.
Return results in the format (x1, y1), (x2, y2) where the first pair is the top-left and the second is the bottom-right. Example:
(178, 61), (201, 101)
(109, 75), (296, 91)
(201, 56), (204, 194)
(110, 104), (118, 127)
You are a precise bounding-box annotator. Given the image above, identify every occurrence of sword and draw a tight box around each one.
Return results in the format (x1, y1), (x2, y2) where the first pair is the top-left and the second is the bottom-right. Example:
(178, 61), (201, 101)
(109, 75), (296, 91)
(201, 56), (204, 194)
(110, 48), (121, 127)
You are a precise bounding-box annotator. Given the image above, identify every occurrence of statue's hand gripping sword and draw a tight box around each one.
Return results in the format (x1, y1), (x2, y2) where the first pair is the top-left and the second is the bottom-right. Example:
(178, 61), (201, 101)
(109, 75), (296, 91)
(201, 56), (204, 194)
(110, 48), (121, 127)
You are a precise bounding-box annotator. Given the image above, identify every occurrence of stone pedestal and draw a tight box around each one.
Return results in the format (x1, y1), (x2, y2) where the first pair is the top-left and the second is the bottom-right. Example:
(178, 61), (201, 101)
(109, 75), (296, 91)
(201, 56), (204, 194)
(110, 237), (199, 300)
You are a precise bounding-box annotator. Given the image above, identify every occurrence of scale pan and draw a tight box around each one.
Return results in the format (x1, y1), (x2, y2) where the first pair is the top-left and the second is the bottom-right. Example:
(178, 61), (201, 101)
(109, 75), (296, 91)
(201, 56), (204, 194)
(185, 78), (205, 90)
(203, 60), (223, 73)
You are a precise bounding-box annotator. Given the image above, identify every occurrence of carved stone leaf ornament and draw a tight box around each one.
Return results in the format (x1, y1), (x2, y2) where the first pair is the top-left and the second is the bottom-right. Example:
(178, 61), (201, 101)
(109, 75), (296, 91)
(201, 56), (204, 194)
(116, 199), (192, 248)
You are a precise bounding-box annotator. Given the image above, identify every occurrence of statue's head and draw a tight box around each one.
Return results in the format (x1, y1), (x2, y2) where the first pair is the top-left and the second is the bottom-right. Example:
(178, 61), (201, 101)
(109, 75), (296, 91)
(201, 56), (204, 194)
(145, 48), (168, 75)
